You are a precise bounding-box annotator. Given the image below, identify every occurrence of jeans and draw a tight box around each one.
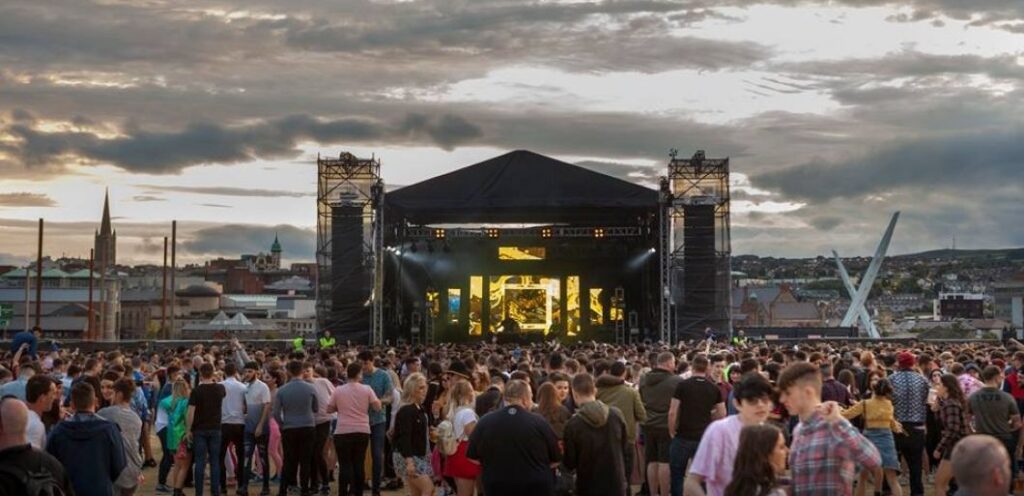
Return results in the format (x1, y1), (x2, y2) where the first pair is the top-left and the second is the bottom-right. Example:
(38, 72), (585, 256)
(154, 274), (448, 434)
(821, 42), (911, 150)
(334, 433), (370, 496)
(894, 425), (925, 496)
(996, 433), (1019, 494)
(281, 426), (316, 496)
(157, 428), (174, 486)
(220, 423), (245, 493)
(194, 429), (223, 496)
(370, 422), (387, 492)
(311, 422), (331, 489)
(669, 437), (700, 496)
(243, 431), (270, 494)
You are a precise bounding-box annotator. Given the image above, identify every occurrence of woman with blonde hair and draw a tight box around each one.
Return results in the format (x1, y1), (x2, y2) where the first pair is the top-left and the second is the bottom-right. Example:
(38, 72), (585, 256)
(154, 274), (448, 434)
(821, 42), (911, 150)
(164, 379), (192, 496)
(393, 373), (434, 496)
(444, 380), (481, 495)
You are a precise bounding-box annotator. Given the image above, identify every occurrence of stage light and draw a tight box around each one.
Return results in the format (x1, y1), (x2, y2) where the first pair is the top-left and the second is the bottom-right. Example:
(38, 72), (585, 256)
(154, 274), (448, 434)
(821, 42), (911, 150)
(593, 228), (605, 239)
(541, 227), (552, 238)
(649, 247), (656, 253)
(486, 228), (500, 239)
(434, 229), (446, 239)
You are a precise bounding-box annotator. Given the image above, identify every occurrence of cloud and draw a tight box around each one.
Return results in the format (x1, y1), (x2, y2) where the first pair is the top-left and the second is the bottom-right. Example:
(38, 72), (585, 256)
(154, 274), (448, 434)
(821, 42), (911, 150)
(0, 192), (56, 207)
(132, 195), (166, 202)
(199, 203), (232, 208)
(183, 223), (314, 260)
(138, 185), (312, 198)
(753, 131), (1024, 201)
(575, 160), (662, 186)
(1, 113), (482, 174)
(782, 51), (1024, 83)
(809, 216), (842, 231)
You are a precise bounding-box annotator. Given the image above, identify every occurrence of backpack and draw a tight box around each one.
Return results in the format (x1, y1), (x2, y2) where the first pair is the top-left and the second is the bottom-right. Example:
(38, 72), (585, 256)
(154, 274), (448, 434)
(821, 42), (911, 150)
(0, 462), (66, 496)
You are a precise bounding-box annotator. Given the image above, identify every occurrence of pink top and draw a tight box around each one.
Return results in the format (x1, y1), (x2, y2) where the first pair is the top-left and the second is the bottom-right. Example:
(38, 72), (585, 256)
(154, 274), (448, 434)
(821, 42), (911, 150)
(688, 415), (744, 496)
(329, 382), (378, 435)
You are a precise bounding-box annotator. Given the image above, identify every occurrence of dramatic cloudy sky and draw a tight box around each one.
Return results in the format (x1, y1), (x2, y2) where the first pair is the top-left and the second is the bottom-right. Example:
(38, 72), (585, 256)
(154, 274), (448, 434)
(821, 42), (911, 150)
(1, 0), (1022, 265)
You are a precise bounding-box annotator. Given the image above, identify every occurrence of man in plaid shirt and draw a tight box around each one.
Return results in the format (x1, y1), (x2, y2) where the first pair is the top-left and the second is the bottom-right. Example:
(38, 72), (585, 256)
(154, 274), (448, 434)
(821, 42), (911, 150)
(779, 362), (881, 496)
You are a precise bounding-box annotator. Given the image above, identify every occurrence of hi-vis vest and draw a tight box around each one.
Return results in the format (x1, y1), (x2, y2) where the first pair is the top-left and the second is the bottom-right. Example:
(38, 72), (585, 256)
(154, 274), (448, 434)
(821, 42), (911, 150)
(318, 336), (336, 349)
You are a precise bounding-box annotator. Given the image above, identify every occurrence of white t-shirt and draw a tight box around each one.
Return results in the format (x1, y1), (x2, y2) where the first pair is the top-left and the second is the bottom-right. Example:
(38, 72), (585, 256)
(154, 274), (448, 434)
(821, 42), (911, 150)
(452, 406), (478, 440)
(27, 409), (46, 450)
(244, 379), (272, 433)
(221, 377), (248, 425)
(313, 378), (335, 424)
(155, 401), (170, 433)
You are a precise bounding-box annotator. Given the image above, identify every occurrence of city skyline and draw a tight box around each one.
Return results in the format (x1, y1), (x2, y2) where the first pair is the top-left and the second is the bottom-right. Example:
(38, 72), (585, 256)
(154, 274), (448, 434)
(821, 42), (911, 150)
(1, 1), (1022, 265)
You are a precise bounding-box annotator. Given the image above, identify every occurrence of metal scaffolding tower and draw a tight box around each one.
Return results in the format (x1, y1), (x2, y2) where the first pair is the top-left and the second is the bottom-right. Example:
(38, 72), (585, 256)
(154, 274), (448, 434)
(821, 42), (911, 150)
(316, 152), (385, 345)
(662, 150), (732, 341)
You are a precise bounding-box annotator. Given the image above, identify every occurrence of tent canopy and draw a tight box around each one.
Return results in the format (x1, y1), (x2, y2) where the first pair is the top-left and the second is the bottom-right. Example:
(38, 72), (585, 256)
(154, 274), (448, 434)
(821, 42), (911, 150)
(385, 150), (658, 224)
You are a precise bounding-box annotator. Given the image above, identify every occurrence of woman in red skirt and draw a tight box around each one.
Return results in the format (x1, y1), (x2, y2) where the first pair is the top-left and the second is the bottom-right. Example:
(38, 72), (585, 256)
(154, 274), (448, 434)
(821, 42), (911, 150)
(444, 379), (481, 496)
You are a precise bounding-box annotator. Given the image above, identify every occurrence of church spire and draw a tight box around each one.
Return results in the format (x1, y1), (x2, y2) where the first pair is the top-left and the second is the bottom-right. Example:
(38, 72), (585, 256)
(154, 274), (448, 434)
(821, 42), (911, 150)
(100, 188), (112, 236)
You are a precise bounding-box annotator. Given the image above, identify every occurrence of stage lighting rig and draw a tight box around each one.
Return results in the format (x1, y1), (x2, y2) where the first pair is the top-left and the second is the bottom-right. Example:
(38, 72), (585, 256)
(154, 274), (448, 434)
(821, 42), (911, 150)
(541, 227), (552, 238)
(486, 228), (500, 239)
(434, 229), (446, 239)
(593, 228), (606, 239)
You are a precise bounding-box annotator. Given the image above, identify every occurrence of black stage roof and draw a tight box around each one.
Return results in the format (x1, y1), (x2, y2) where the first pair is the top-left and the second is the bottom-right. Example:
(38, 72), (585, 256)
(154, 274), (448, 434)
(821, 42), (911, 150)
(386, 150), (658, 224)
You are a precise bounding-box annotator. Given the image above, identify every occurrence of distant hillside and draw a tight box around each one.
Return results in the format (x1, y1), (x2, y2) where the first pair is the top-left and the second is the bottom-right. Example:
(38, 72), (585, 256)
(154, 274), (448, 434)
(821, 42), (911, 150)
(891, 247), (1024, 261)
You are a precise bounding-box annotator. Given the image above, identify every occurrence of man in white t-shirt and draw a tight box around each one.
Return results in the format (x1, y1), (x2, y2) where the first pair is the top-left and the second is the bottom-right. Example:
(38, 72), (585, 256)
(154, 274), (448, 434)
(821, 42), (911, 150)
(683, 373), (775, 496)
(219, 362), (248, 494)
(241, 361), (272, 496)
(24, 375), (58, 449)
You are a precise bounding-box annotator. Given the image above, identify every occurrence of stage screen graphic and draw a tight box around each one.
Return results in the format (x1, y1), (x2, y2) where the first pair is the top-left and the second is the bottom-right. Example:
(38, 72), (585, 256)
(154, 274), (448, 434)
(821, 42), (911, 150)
(589, 288), (604, 326)
(448, 288), (460, 324)
(498, 247), (546, 260)
(488, 275), (562, 334)
(470, 276), (483, 335)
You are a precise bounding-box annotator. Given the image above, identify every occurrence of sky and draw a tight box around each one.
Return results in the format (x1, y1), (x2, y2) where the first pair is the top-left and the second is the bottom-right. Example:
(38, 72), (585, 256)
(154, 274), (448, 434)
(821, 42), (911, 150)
(1, 0), (1022, 266)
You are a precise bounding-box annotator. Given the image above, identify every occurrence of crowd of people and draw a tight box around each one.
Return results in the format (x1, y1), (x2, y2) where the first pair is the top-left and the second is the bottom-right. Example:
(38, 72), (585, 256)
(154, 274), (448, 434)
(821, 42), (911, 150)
(1, 325), (1024, 496)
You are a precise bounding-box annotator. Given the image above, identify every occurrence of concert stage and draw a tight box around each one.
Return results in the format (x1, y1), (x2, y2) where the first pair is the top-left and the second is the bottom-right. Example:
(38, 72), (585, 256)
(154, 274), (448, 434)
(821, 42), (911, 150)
(316, 149), (732, 344)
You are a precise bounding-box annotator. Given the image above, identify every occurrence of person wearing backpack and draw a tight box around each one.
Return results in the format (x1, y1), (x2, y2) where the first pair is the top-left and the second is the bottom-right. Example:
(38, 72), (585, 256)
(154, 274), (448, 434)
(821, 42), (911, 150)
(0, 397), (72, 496)
(442, 380), (480, 496)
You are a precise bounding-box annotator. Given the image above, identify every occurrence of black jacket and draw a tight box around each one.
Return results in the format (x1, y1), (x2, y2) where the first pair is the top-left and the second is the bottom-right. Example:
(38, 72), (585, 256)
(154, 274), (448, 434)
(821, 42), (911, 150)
(563, 401), (629, 496)
(0, 444), (74, 496)
(394, 404), (429, 458)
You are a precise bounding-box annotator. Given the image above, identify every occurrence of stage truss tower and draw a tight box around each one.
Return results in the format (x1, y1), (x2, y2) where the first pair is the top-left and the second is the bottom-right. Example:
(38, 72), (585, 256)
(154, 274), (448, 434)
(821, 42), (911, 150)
(661, 150), (732, 342)
(316, 152), (385, 345)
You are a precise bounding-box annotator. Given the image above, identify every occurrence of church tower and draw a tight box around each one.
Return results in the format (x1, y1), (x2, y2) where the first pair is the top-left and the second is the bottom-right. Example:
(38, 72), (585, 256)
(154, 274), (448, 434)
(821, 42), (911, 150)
(94, 189), (117, 271)
(271, 233), (282, 269)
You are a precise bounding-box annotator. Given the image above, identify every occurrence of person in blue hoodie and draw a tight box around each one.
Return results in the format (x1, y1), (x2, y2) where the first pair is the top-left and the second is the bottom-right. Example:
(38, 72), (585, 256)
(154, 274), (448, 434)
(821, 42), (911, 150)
(46, 381), (127, 496)
(9, 326), (41, 359)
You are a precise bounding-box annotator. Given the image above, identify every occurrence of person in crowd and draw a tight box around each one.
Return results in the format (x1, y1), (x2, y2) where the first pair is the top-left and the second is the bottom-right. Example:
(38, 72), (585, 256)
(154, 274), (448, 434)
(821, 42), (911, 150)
(444, 379), (481, 496)
(272, 360), (318, 496)
(840, 378), (904, 496)
(161, 379), (192, 495)
(887, 351), (929, 496)
(474, 373), (506, 417)
(534, 382), (572, 439)
(264, 369), (286, 484)
(392, 373), (433, 496)
(187, 362), (226, 496)
(0, 396), (73, 495)
(24, 374), (57, 450)
(932, 373), (969, 496)
(779, 362), (881, 496)
(0, 359), (35, 401)
(597, 359), (647, 493)
(951, 434), (1012, 496)
(10, 326), (41, 359)
(359, 350), (394, 496)
(219, 362), (247, 495)
(47, 381), (127, 496)
(640, 351), (682, 496)
(305, 363), (336, 495)
(242, 361), (273, 496)
(668, 354), (726, 496)
(685, 373), (775, 496)
(821, 364), (853, 407)
(955, 362), (984, 399)
(98, 377), (144, 496)
(722, 424), (789, 496)
(467, 379), (561, 496)
(967, 364), (1022, 494)
(329, 362), (382, 496)
(563, 372), (630, 496)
